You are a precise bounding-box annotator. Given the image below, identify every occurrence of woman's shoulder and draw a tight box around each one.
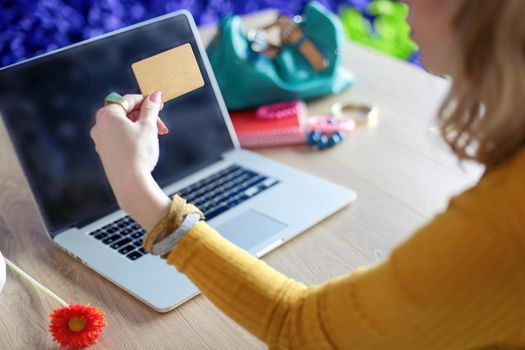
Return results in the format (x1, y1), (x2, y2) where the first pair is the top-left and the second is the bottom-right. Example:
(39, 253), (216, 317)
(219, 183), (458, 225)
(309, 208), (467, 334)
(451, 146), (525, 235)
(479, 145), (525, 198)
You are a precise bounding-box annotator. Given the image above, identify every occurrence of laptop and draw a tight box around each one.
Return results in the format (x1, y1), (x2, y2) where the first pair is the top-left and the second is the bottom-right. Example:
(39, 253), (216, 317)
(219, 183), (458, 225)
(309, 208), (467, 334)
(0, 10), (356, 312)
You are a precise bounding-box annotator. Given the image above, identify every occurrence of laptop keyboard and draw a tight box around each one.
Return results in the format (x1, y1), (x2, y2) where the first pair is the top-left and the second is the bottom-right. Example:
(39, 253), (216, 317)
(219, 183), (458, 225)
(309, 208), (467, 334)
(88, 165), (279, 261)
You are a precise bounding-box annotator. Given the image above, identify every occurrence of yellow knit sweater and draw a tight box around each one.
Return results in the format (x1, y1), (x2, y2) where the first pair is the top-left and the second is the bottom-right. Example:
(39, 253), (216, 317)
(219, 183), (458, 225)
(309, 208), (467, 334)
(165, 147), (525, 349)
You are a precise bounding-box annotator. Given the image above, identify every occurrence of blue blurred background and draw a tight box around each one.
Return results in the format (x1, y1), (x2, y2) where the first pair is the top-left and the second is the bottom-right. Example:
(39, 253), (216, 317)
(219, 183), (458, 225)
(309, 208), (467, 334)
(0, 0), (418, 68)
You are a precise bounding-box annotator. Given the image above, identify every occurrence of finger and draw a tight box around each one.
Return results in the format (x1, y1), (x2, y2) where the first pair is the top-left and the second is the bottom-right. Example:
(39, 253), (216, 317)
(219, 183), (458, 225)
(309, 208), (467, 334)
(89, 127), (100, 153)
(122, 95), (164, 113)
(121, 94), (146, 113)
(128, 110), (167, 135)
(104, 103), (130, 119)
(139, 91), (162, 125)
(89, 126), (97, 141)
(156, 117), (169, 135)
(128, 110), (140, 122)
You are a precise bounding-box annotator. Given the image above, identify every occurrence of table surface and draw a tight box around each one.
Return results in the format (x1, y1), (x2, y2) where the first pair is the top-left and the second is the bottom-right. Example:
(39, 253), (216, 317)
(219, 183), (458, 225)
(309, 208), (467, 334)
(0, 11), (482, 350)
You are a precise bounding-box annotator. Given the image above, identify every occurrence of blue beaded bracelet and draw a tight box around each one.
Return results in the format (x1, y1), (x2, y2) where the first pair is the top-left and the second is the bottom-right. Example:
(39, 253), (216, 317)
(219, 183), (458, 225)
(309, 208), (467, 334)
(307, 130), (346, 150)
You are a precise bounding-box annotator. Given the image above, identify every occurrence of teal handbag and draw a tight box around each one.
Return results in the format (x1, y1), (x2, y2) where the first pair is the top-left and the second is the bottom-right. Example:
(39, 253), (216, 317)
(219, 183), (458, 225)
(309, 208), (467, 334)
(207, 2), (355, 111)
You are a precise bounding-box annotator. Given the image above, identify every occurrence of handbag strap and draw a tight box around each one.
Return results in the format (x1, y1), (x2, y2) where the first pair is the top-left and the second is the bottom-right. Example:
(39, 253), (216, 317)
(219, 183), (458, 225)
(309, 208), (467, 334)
(257, 15), (328, 71)
(278, 17), (328, 71)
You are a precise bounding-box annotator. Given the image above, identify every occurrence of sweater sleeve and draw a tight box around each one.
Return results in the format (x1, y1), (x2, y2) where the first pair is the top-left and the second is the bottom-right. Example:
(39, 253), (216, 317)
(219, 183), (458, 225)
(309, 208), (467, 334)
(166, 186), (524, 349)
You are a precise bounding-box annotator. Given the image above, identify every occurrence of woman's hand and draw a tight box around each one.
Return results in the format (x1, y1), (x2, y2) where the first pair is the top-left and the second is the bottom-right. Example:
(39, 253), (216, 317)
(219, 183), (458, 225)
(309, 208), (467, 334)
(90, 92), (172, 230)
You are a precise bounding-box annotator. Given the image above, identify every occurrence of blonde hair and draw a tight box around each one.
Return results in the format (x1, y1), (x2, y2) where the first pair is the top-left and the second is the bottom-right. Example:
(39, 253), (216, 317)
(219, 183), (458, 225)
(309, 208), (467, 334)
(438, 0), (525, 167)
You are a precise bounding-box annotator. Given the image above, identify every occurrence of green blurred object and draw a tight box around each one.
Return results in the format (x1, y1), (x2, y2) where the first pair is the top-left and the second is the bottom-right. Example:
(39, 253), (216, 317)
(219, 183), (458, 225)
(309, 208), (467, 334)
(340, 0), (418, 60)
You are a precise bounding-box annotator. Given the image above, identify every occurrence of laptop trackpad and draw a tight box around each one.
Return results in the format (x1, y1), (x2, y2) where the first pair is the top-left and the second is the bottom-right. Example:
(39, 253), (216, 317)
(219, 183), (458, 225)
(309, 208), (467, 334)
(216, 209), (287, 250)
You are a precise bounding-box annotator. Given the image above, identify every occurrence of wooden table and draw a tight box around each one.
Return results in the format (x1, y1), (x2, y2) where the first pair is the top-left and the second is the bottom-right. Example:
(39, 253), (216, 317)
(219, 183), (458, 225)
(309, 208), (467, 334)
(0, 11), (482, 349)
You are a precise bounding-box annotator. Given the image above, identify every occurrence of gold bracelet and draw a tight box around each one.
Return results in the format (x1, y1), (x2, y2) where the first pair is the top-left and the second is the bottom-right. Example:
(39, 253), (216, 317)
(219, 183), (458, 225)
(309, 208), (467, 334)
(143, 195), (204, 253)
(330, 102), (379, 127)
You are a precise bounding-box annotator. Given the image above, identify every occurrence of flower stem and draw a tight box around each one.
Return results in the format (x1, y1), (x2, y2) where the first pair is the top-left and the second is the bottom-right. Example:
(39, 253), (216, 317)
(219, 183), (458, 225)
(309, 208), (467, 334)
(5, 258), (68, 307)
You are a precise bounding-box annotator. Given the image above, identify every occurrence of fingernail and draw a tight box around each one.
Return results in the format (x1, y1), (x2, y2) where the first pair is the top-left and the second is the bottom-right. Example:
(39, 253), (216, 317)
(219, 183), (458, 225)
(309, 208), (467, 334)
(150, 91), (161, 103)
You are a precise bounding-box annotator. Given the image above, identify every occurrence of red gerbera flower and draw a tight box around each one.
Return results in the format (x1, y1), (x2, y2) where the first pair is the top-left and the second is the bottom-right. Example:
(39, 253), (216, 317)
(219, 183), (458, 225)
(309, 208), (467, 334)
(49, 303), (106, 348)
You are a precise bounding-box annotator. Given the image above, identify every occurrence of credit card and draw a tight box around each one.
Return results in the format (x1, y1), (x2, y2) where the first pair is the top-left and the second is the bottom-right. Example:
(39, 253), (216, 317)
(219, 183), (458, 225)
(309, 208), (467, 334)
(131, 43), (205, 103)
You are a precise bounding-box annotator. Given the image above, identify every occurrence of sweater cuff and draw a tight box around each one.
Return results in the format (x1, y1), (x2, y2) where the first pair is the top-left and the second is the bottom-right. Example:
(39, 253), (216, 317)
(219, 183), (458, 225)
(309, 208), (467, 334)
(166, 221), (208, 271)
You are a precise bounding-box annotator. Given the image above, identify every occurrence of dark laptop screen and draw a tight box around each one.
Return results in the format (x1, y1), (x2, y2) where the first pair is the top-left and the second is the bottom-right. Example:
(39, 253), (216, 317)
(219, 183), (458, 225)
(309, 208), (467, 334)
(0, 13), (235, 235)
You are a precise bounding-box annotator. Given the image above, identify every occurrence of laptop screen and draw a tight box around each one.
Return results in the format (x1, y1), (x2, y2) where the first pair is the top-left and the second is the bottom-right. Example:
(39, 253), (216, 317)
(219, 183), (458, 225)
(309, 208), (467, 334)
(0, 13), (235, 235)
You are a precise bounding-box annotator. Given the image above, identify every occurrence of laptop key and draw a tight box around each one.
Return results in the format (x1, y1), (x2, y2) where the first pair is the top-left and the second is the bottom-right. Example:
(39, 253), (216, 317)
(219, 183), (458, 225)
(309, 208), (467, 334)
(89, 229), (100, 236)
(130, 232), (143, 239)
(127, 251), (143, 261)
(261, 178), (279, 188)
(94, 232), (108, 240)
(204, 204), (229, 220)
(102, 234), (121, 244)
(118, 245), (135, 255)
(111, 238), (132, 249)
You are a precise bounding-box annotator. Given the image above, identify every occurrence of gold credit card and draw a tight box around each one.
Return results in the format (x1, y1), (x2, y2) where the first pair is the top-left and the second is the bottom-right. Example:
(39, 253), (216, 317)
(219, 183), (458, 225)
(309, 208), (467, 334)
(131, 43), (205, 103)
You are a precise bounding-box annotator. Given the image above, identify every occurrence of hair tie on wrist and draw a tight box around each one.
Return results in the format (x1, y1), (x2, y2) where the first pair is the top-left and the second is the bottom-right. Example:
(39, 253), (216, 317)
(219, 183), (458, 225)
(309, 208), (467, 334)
(143, 195), (204, 253)
(151, 212), (201, 256)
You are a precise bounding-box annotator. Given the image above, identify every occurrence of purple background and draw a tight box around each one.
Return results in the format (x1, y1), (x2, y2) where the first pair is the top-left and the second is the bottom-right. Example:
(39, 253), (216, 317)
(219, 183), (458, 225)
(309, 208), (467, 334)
(0, 0), (373, 68)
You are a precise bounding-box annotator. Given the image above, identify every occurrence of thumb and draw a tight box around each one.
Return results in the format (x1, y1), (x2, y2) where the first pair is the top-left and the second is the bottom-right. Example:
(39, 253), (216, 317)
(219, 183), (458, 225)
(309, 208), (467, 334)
(139, 91), (162, 125)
